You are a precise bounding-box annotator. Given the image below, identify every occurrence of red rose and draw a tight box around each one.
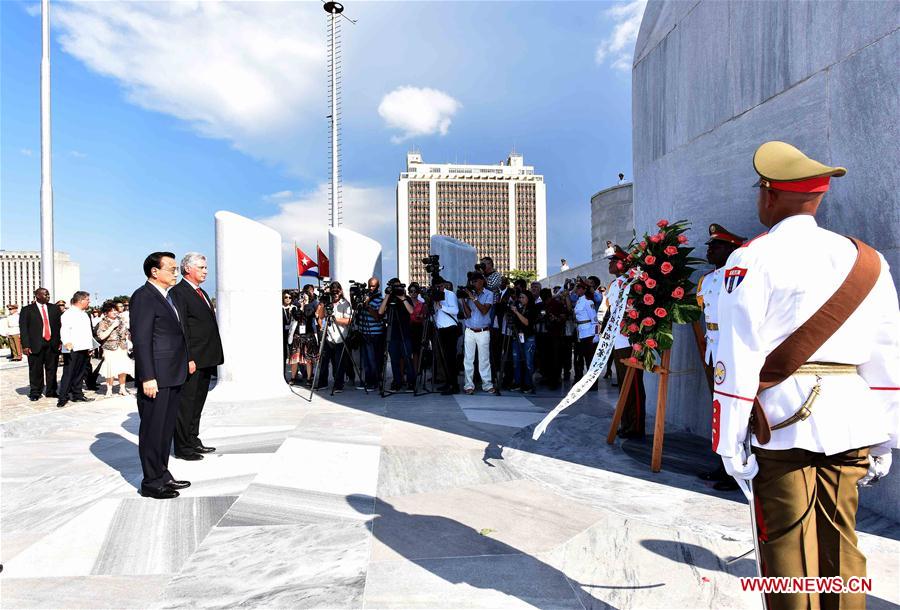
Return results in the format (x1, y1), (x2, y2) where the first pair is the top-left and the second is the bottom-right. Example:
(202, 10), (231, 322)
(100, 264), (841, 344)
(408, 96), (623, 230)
(641, 317), (656, 328)
(649, 234), (663, 244)
(628, 323), (640, 333)
(643, 294), (655, 306)
(671, 286), (685, 299)
(677, 234), (688, 244)
(640, 271), (649, 281)
(632, 342), (643, 352)
(657, 219), (669, 228)
(627, 356), (639, 365)
(644, 255), (657, 265)
(655, 307), (668, 318)
(660, 262), (674, 275)
(633, 283), (644, 294)
(627, 299), (635, 307)
(640, 240), (647, 249)
(645, 278), (657, 289)
(628, 268), (637, 278)
(616, 261), (624, 271)
(625, 255), (633, 263)
(645, 338), (658, 349)
(664, 246), (678, 256)
(628, 309), (639, 319)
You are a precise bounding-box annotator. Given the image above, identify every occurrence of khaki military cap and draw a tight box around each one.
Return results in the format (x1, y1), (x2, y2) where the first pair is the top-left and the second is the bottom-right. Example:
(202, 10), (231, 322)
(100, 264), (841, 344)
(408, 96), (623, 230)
(753, 141), (846, 193)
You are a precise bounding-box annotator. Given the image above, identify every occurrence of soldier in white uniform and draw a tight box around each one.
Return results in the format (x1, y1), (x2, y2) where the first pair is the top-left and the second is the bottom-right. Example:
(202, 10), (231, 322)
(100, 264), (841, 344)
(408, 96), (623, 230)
(696, 224), (745, 491)
(714, 141), (899, 610)
(604, 242), (646, 439)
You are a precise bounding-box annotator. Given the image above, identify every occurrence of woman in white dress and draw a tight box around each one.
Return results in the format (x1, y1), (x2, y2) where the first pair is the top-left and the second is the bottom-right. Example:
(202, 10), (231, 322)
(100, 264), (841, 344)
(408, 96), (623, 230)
(95, 300), (134, 396)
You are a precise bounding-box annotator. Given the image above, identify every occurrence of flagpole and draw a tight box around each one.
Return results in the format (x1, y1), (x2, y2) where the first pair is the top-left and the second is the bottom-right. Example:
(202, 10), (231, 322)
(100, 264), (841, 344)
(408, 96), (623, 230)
(40, 0), (55, 298)
(295, 241), (302, 294)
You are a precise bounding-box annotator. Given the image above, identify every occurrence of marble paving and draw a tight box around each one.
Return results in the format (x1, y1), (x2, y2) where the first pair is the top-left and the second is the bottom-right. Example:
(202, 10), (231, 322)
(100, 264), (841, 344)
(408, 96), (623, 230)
(2, 377), (899, 609)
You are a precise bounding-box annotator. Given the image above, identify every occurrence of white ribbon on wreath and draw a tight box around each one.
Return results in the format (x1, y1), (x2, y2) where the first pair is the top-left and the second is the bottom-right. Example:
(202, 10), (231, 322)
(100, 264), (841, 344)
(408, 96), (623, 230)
(532, 271), (640, 440)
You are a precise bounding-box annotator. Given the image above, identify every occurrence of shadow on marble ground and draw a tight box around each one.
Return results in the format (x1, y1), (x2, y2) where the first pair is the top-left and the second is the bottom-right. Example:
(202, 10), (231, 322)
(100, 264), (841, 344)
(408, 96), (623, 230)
(89, 412), (142, 489)
(640, 538), (755, 575)
(353, 494), (654, 607)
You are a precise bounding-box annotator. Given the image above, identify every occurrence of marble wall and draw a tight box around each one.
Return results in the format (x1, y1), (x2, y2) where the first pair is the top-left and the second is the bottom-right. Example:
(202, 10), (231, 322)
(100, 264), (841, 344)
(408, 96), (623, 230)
(591, 183), (634, 263)
(429, 235), (477, 290)
(632, 0), (900, 519)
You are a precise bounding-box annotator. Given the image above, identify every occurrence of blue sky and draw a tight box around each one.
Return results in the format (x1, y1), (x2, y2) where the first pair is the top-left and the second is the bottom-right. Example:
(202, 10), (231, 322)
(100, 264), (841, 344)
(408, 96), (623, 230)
(1, 0), (643, 300)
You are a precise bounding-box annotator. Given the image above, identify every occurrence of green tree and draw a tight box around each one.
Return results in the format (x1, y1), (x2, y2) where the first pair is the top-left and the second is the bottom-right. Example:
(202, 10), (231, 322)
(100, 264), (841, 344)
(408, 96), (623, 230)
(507, 269), (537, 282)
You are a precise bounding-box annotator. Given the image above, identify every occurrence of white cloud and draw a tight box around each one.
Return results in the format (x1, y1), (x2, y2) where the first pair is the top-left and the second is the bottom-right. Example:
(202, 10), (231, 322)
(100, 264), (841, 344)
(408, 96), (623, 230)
(20, 148), (33, 156)
(51, 1), (324, 171)
(595, 0), (647, 72)
(378, 86), (461, 144)
(257, 183), (397, 279)
(264, 190), (296, 202)
(69, 150), (87, 159)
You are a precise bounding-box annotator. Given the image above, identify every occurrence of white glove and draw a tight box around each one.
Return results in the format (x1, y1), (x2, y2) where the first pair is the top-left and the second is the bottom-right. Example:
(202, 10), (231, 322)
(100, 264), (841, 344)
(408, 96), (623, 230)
(722, 448), (759, 481)
(859, 446), (892, 487)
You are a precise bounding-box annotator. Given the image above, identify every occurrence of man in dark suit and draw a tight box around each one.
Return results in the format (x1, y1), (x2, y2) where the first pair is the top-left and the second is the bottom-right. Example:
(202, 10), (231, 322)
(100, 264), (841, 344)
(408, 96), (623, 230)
(19, 287), (62, 401)
(130, 252), (192, 499)
(172, 252), (224, 460)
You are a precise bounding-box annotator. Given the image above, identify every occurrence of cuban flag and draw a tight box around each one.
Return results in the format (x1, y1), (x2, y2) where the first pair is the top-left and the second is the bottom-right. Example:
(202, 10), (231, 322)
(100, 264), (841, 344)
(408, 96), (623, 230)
(724, 267), (747, 293)
(296, 246), (318, 278)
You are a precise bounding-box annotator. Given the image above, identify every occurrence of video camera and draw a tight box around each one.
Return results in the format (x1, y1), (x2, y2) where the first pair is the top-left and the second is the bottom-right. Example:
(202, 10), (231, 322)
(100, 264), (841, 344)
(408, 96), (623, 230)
(420, 255), (447, 303)
(384, 282), (407, 301)
(347, 280), (368, 309)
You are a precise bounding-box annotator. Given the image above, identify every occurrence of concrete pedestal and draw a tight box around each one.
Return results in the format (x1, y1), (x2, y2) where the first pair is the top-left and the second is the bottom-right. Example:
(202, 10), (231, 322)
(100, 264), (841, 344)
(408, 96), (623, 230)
(429, 235), (476, 289)
(328, 227), (382, 286)
(207, 211), (292, 402)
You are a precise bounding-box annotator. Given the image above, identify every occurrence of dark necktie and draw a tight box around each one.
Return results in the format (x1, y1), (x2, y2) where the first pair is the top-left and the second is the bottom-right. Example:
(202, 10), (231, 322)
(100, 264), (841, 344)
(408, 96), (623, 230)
(166, 293), (179, 319)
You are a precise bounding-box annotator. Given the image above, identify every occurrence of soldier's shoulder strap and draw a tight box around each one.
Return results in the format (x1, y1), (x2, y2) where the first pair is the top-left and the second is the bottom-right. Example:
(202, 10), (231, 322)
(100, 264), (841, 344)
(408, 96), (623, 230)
(752, 237), (881, 444)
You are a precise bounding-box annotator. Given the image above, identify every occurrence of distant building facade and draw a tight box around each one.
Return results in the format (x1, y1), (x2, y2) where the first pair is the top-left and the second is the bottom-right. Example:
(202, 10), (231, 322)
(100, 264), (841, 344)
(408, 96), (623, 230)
(397, 152), (547, 285)
(0, 250), (81, 307)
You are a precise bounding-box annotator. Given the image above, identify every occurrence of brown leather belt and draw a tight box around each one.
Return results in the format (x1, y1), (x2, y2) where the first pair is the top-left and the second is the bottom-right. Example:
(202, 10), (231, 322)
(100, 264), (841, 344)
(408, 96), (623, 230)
(706, 322), (719, 331)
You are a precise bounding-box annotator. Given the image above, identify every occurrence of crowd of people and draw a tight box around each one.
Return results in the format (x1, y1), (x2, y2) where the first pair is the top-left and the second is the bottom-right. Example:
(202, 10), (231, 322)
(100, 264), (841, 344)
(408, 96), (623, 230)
(280, 255), (626, 401)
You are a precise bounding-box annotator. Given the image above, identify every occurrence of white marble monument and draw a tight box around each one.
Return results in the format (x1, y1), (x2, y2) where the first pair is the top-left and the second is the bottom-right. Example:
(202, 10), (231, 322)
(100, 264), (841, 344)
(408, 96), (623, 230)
(207, 211), (293, 402)
(429, 235), (476, 289)
(328, 227), (382, 286)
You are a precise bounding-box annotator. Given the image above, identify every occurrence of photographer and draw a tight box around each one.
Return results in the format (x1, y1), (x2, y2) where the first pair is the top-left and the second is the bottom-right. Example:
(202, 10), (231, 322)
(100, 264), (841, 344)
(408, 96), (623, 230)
(432, 278), (461, 395)
(481, 257), (502, 297)
(509, 289), (538, 394)
(460, 273), (495, 395)
(314, 282), (351, 393)
(572, 281), (599, 386)
(407, 283), (427, 374)
(287, 285), (319, 386)
(356, 277), (385, 390)
(378, 278), (417, 392)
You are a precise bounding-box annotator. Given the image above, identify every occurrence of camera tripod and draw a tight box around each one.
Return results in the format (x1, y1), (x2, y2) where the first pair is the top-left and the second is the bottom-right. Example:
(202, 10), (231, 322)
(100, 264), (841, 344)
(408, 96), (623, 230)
(413, 300), (454, 396)
(493, 314), (516, 396)
(378, 300), (416, 397)
(308, 305), (367, 399)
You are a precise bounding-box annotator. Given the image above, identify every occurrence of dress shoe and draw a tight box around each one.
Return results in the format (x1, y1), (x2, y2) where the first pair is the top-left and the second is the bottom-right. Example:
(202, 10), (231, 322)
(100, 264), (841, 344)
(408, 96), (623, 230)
(56, 400), (69, 408)
(698, 466), (728, 482)
(71, 396), (94, 402)
(174, 452), (203, 461)
(166, 480), (191, 490)
(29, 396), (40, 402)
(45, 392), (59, 398)
(193, 445), (216, 453)
(140, 486), (179, 499)
(714, 479), (740, 492)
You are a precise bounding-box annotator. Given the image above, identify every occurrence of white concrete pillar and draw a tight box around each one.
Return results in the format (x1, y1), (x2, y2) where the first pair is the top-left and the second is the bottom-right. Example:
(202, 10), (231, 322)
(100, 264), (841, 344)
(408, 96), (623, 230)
(430, 235), (477, 289)
(207, 211), (292, 402)
(329, 227), (382, 287)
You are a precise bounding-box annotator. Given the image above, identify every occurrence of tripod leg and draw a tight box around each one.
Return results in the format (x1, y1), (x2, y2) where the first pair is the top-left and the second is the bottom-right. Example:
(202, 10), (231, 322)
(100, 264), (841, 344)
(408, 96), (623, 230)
(379, 307), (394, 397)
(308, 316), (332, 400)
(496, 335), (511, 396)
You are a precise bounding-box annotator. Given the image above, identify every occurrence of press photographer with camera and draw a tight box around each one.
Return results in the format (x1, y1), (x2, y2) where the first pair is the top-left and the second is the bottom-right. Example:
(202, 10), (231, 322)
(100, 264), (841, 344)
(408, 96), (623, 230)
(509, 289), (538, 393)
(431, 277), (461, 395)
(480, 257), (502, 296)
(355, 277), (385, 390)
(378, 278), (417, 392)
(490, 276), (513, 388)
(460, 272), (495, 395)
(314, 282), (351, 393)
(287, 285), (319, 386)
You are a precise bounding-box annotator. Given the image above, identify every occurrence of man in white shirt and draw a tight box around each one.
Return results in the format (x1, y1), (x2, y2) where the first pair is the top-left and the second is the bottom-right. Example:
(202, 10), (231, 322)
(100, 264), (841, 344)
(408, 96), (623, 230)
(433, 279), (460, 395)
(315, 282), (352, 393)
(57, 291), (95, 408)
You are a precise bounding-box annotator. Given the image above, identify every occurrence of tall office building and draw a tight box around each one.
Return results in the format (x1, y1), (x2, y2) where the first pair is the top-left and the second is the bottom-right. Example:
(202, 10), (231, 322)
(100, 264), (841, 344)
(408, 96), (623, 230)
(0, 250), (80, 307)
(397, 151), (547, 285)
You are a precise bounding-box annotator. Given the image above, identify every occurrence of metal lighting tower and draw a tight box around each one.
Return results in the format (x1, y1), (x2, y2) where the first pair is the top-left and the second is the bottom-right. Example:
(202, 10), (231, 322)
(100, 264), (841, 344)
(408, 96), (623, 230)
(40, 0), (55, 297)
(324, 2), (343, 228)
